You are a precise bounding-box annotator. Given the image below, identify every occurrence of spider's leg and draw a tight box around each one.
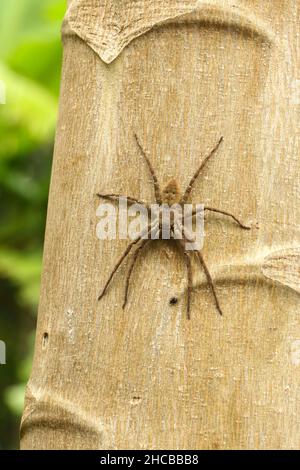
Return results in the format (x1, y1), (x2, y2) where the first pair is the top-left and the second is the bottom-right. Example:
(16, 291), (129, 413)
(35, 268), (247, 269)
(122, 238), (151, 309)
(177, 240), (193, 320)
(98, 223), (154, 301)
(98, 237), (142, 301)
(204, 207), (251, 230)
(195, 251), (223, 316)
(134, 134), (162, 204)
(97, 193), (149, 208)
(184, 252), (193, 320)
(183, 206), (203, 224)
(181, 137), (223, 204)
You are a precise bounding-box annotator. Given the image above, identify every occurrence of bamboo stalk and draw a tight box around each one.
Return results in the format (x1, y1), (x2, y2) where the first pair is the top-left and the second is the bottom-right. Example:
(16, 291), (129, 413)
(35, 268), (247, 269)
(21, 1), (300, 450)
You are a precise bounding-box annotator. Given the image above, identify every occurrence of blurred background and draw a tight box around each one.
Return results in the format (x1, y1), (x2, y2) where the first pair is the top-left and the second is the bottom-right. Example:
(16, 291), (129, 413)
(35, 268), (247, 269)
(0, 0), (66, 449)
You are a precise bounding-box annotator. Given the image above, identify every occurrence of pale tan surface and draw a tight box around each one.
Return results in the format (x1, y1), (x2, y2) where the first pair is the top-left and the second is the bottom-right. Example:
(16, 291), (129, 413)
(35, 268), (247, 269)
(21, 1), (300, 449)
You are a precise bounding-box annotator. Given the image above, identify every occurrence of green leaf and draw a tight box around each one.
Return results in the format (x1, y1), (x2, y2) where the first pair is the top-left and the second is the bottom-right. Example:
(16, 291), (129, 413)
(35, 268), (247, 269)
(0, 61), (57, 161)
(0, 249), (42, 307)
(4, 384), (26, 416)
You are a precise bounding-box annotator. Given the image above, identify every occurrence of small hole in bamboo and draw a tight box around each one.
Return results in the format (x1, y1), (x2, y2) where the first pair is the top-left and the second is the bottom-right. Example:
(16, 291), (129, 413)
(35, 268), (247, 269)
(169, 297), (178, 306)
(42, 332), (49, 349)
(130, 396), (142, 406)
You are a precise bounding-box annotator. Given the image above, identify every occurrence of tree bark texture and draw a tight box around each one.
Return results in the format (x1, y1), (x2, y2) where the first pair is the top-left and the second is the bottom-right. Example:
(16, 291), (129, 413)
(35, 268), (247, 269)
(21, 0), (300, 449)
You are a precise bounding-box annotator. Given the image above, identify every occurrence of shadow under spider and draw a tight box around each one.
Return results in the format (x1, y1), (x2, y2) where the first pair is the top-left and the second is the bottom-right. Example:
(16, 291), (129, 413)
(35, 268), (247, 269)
(97, 134), (253, 319)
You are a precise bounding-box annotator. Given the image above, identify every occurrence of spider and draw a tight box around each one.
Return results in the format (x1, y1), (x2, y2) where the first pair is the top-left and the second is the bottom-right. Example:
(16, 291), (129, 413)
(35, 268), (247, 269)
(97, 134), (252, 319)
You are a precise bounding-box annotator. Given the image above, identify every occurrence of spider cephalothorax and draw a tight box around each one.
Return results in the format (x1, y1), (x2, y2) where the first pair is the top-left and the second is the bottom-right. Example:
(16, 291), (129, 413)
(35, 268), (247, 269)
(161, 179), (181, 205)
(97, 134), (252, 319)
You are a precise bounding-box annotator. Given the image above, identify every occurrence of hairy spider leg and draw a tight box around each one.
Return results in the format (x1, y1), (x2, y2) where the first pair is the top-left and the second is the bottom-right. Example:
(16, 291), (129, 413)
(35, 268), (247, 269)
(184, 252), (193, 320)
(123, 225), (161, 309)
(205, 207), (251, 230)
(195, 251), (223, 316)
(181, 136), (223, 204)
(177, 240), (193, 320)
(134, 133), (162, 204)
(98, 224), (155, 301)
(122, 239), (151, 309)
(186, 206), (251, 230)
(97, 193), (149, 209)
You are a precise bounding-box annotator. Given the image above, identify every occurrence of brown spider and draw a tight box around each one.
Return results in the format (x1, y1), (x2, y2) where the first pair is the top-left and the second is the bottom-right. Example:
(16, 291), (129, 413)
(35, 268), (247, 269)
(97, 134), (251, 319)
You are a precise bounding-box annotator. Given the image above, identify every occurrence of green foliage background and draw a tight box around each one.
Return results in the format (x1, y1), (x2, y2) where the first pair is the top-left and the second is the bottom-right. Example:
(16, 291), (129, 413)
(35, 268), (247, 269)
(0, 0), (66, 449)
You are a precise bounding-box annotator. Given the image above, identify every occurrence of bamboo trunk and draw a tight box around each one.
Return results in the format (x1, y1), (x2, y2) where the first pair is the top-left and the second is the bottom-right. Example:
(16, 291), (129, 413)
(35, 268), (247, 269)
(21, 0), (300, 450)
